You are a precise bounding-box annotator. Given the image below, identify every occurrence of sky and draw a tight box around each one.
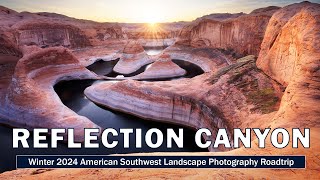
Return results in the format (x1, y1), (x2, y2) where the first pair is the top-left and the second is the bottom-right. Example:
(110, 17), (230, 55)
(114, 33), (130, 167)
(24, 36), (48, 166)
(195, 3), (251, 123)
(0, 0), (319, 23)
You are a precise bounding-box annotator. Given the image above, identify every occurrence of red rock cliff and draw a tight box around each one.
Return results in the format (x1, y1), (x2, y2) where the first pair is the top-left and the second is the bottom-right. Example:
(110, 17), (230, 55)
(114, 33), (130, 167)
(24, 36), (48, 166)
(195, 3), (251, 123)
(178, 6), (280, 57)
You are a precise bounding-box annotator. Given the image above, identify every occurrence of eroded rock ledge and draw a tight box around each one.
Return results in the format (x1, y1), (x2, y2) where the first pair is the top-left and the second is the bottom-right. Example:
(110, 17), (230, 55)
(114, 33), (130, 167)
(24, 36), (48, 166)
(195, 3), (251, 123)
(84, 55), (283, 151)
(84, 80), (231, 151)
(0, 47), (100, 141)
(113, 40), (152, 74)
(134, 54), (186, 80)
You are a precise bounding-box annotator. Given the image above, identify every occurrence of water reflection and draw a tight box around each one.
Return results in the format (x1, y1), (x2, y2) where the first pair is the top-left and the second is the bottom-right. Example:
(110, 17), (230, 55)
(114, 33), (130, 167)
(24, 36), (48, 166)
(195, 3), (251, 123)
(144, 46), (168, 56)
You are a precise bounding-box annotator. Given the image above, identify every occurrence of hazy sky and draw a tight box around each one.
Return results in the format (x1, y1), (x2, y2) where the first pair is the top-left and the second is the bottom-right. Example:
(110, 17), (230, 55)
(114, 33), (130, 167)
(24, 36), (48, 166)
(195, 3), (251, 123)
(1, 0), (319, 23)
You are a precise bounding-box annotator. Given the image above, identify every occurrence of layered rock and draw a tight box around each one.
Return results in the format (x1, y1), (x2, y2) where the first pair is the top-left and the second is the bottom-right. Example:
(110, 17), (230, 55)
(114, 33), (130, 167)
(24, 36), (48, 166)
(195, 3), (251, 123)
(0, 30), (22, 57)
(134, 54), (186, 80)
(137, 39), (175, 47)
(14, 21), (91, 48)
(178, 6), (280, 57)
(194, 12), (245, 22)
(85, 55), (283, 151)
(0, 29), (22, 95)
(122, 40), (144, 54)
(0, 6), (125, 49)
(165, 45), (231, 72)
(256, 2), (320, 128)
(113, 41), (152, 74)
(85, 80), (231, 151)
(257, 1), (320, 86)
(0, 47), (100, 141)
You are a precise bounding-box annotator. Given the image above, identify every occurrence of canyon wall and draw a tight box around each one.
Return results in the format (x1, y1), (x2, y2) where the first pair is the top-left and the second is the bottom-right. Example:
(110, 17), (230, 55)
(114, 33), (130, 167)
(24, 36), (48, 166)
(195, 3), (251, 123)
(14, 22), (91, 48)
(0, 6), (125, 49)
(178, 6), (280, 57)
(257, 2), (320, 86)
(257, 2), (320, 128)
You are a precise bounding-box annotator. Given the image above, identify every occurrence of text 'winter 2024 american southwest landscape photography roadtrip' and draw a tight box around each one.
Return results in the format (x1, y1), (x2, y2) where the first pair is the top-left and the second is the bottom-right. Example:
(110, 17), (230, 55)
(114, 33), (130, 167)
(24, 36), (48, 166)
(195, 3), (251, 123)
(0, 0), (319, 179)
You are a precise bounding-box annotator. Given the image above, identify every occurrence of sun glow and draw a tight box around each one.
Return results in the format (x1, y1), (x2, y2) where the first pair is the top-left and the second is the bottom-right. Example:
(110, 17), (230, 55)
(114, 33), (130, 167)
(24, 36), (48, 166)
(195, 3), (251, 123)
(148, 22), (158, 29)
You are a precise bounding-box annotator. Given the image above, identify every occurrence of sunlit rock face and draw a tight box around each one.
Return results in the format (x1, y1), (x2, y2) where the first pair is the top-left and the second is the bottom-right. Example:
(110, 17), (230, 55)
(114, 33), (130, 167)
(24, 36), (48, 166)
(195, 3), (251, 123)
(85, 79), (231, 152)
(134, 54), (186, 80)
(113, 40), (152, 74)
(257, 2), (320, 129)
(14, 22), (91, 48)
(257, 2), (320, 86)
(178, 6), (280, 57)
(0, 6), (125, 49)
(122, 40), (145, 54)
(1, 47), (100, 141)
(138, 39), (175, 47)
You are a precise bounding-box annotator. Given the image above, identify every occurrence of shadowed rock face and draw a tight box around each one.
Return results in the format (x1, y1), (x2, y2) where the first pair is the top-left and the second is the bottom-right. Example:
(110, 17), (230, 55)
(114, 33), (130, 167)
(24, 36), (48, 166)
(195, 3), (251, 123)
(0, 30), (22, 57)
(178, 6), (280, 57)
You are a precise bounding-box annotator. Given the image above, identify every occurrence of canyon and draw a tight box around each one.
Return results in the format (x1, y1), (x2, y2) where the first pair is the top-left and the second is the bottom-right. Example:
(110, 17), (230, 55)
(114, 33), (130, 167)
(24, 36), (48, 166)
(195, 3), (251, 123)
(0, 1), (319, 179)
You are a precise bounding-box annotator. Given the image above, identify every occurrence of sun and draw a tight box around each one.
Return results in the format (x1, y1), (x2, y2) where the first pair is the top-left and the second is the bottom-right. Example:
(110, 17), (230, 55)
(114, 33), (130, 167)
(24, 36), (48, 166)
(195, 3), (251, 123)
(148, 22), (157, 28)
(146, 18), (159, 30)
(146, 17), (159, 25)
(149, 22), (156, 26)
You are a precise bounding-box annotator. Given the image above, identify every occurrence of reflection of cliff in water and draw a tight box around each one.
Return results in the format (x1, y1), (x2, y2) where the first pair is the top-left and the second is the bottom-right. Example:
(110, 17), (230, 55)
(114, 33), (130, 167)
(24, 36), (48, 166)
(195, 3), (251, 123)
(86, 59), (119, 76)
(172, 59), (204, 78)
(144, 46), (168, 55)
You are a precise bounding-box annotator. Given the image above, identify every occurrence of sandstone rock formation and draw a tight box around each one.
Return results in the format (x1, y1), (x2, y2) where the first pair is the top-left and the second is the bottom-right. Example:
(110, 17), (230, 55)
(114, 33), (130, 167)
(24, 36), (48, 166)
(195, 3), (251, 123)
(0, 47), (100, 141)
(178, 6), (280, 57)
(122, 40), (145, 54)
(0, 6), (125, 49)
(113, 40), (152, 74)
(257, 1), (320, 86)
(0, 30), (22, 58)
(85, 55), (283, 151)
(165, 45), (231, 72)
(194, 12), (246, 22)
(14, 21), (91, 48)
(256, 1), (320, 129)
(133, 54), (186, 80)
